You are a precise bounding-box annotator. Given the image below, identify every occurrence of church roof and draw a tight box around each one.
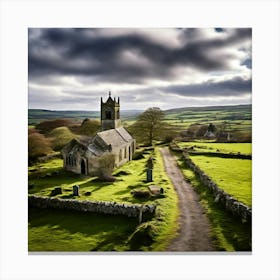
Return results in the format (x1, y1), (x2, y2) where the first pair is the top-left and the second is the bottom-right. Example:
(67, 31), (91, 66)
(96, 127), (133, 149)
(115, 127), (133, 142)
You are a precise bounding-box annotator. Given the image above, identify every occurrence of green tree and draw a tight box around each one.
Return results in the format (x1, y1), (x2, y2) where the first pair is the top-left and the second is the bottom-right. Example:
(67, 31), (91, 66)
(129, 107), (170, 146)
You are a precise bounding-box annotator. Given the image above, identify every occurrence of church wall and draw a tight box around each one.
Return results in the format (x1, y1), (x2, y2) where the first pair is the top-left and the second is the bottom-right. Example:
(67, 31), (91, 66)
(113, 140), (136, 167)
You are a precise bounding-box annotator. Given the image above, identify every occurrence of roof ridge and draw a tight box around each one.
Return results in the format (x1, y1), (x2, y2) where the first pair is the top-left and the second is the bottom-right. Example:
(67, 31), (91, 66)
(115, 127), (128, 142)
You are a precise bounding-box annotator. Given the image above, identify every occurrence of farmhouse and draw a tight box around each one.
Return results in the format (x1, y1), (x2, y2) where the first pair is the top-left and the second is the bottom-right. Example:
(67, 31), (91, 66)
(62, 93), (136, 175)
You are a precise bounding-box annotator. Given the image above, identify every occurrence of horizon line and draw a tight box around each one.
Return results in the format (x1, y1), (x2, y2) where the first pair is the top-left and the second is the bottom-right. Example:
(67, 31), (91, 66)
(28, 103), (252, 112)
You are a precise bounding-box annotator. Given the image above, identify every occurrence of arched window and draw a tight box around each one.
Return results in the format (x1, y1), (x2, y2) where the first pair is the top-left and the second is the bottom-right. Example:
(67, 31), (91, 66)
(124, 147), (127, 159)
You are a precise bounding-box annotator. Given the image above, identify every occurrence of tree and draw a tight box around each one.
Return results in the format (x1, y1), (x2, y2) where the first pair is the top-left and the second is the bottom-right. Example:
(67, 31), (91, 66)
(128, 107), (168, 146)
(28, 132), (53, 163)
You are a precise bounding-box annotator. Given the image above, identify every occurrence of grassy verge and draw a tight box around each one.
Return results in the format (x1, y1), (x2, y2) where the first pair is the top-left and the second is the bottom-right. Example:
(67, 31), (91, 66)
(176, 154), (251, 251)
(28, 146), (179, 251)
(189, 155), (252, 207)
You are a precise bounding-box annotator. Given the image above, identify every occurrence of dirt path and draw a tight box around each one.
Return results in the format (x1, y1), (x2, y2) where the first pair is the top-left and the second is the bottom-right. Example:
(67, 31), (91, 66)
(159, 147), (215, 251)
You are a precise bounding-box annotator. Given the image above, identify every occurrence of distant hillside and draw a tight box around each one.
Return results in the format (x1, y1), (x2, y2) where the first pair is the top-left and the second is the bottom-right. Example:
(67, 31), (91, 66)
(165, 104), (251, 114)
(28, 109), (143, 125)
(163, 104), (252, 134)
(29, 104), (252, 130)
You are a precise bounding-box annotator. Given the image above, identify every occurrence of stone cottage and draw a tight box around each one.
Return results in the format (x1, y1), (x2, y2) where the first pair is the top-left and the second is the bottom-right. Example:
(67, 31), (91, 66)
(62, 93), (136, 175)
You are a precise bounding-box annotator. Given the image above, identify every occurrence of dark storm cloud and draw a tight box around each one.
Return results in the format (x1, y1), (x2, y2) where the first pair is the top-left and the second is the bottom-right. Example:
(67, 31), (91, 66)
(28, 28), (252, 83)
(162, 76), (251, 97)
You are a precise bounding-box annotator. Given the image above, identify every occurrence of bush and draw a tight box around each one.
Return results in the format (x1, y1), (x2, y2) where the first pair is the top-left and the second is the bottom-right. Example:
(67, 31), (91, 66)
(96, 153), (116, 182)
(128, 222), (157, 250)
(79, 119), (101, 136)
(49, 126), (76, 150)
(28, 132), (53, 163)
(132, 151), (145, 160)
(35, 119), (74, 134)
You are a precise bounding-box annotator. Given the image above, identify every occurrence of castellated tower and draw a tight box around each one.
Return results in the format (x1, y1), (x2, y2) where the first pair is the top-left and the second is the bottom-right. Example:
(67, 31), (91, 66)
(101, 92), (121, 131)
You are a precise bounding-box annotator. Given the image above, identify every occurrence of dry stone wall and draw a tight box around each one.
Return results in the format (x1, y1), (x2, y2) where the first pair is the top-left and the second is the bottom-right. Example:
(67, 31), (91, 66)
(29, 195), (156, 221)
(169, 142), (251, 222)
(170, 141), (251, 159)
(182, 152), (251, 222)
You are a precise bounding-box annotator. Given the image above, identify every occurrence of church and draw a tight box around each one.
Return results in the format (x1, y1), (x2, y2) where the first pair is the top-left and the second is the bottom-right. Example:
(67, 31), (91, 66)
(62, 93), (136, 175)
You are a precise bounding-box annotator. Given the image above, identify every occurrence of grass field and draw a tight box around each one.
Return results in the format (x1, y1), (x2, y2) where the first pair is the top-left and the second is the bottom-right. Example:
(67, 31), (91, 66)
(164, 104), (252, 134)
(177, 142), (252, 155)
(189, 155), (252, 207)
(29, 208), (138, 251)
(28, 147), (179, 251)
(176, 155), (251, 251)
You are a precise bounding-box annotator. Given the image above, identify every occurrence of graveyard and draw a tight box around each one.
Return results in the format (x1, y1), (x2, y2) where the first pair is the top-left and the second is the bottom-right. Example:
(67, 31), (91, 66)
(28, 146), (179, 251)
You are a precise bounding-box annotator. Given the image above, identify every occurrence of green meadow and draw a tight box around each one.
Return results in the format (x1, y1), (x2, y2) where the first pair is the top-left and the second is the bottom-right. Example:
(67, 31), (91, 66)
(190, 155), (252, 207)
(28, 147), (179, 251)
(177, 142), (252, 155)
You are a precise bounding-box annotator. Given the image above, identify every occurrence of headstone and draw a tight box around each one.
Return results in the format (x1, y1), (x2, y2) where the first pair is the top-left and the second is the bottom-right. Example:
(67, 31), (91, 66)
(147, 157), (154, 169)
(146, 169), (153, 182)
(73, 185), (79, 196)
(51, 187), (62, 196)
(148, 185), (164, 196)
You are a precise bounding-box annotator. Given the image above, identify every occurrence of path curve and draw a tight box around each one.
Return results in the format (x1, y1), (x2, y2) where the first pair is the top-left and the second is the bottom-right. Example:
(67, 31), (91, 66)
(159, 147), (215, 251)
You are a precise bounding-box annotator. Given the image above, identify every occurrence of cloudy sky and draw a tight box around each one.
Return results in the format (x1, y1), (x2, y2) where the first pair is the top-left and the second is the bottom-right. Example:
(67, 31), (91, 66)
(28, 28), (252, 111)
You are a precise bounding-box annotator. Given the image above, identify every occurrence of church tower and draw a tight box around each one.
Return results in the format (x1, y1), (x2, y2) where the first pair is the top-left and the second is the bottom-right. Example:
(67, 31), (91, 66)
(101, 92), (121, 131)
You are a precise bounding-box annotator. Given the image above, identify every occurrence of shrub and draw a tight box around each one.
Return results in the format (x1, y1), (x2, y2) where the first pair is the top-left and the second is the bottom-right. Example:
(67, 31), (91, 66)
(132, 151), (145, 160)
(96, 153), (116, 182)
(79, 119), (101, 136)
(28, 132), (53, 163)
(35, 119), (74, 134)
(128, 221), (157, 250)
(49, 126), (76, 150)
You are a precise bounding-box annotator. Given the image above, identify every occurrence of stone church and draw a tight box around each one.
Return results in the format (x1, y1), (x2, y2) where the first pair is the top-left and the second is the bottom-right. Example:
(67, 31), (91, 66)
(62, 93), (136, 175)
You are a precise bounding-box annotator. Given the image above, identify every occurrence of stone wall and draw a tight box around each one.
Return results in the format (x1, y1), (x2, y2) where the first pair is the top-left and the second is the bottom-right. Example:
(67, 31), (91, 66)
(28, 195), (156, 221)
(187, 151), (251, 159)
(170, 141), (252, 159)
(169, 142), (251, 222)
(181, 152), (251, 222)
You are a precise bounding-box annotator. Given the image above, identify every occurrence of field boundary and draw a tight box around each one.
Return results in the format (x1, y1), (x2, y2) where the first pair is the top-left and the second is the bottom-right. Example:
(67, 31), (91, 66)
(169, 143), (251, 223)
(170, 142), (251, 159)
(28, 195), (156, 221)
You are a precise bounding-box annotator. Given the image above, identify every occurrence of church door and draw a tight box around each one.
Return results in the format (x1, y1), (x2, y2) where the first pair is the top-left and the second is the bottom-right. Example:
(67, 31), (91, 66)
(81, 159), (86, 175)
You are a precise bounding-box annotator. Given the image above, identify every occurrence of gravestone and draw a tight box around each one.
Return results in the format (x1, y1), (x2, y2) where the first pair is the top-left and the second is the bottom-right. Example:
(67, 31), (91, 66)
(73, 185), (79, 196)
(146, 157), (154, 182)
(148, 185), (164, 196)
(51, 186), (62, 196)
